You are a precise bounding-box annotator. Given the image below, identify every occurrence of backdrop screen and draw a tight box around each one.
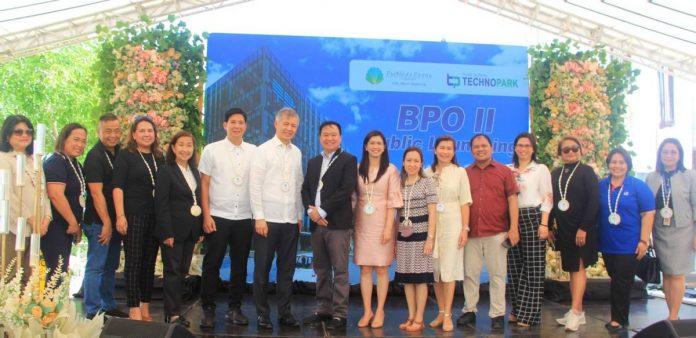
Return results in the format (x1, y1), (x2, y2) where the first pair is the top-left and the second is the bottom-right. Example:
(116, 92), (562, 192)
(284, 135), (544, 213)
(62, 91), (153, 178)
(204, 33), (529, 283)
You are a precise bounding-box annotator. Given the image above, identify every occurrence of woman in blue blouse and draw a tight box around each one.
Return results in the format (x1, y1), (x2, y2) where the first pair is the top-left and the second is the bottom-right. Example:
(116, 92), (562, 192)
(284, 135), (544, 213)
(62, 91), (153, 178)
(597, 148), (655, 333)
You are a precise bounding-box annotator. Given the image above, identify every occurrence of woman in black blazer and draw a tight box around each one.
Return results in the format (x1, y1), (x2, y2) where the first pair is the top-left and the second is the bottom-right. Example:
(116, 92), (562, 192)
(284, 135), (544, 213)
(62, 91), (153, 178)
(155, 131), (203, 327)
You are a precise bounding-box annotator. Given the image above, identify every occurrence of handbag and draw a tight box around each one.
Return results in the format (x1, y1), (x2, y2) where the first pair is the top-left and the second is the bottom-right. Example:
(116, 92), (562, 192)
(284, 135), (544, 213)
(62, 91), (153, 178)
(636, 246), (661, 284)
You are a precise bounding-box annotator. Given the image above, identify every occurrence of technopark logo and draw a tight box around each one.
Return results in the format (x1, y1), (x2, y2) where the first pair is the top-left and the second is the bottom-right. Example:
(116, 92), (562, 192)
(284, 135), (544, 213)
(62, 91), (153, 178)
(365, 67), (384, 84)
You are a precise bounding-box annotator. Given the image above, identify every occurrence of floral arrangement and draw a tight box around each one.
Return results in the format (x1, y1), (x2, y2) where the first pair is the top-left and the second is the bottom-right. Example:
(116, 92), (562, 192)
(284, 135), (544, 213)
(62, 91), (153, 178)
(545, 247), (609, 280)
(0, 259), (103, 337)
(111, 45), (187, 146)
(95, 15), (206, 147)
(542, 60), (611, 175)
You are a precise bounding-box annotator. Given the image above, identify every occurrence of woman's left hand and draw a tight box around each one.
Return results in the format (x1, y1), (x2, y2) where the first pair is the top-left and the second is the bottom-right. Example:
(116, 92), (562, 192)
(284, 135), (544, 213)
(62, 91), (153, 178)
(635, 241), (648, 260)
(163, 237), (174, 247)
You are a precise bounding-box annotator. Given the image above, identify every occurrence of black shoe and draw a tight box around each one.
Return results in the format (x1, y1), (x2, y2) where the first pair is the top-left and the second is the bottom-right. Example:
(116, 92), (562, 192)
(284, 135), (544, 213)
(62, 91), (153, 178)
(167, 315), (190, 328)
(257, 315), (274, 330)
(72, 286), (84, 299)
(226, 307), (249, 325)
(457, 312), (476, 327)
(303, 313), (332, 327)
(605, 322), (626, 333)
(491, 316), (504, 330)
(199, 310), (216, 329)
(103, 308), (129, 318)
(326, 317), (347, 330)
(86, 313), (96, 320)
(279, 313), (300, 327)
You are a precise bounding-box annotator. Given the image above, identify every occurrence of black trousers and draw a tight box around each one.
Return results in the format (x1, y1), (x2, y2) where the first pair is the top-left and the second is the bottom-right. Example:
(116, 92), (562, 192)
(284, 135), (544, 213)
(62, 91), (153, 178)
(253, 222), (299, 317)
(123, 214), (159, 308)
(41, 221), (73, 276)
(161, 237), (195, 316)
(200, 217), (253, 309)
(603, 253), (639, 325)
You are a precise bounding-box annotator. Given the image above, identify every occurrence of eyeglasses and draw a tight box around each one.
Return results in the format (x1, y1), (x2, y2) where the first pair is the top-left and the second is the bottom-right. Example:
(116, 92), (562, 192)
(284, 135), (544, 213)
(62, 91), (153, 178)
(12, 128), (34, 136)
(561, 146), (580, 154)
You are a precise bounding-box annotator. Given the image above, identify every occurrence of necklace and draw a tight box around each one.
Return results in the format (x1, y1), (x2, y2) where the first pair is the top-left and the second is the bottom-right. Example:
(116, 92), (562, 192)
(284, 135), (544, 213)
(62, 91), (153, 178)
(557, 162), (580, 211)
(401, 178), (418, 237)
(363, 175), (376, 215)
(62, 154), (86, 208)
(318, 150), (341, 191)
(178, 163), (201, 217)
(607, 182), (624, 225)
(138, 150), (158, 197)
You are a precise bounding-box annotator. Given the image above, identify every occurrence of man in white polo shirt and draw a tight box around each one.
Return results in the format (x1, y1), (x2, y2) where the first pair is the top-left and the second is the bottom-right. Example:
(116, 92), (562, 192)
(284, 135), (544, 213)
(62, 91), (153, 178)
(198, 108), (256, 328)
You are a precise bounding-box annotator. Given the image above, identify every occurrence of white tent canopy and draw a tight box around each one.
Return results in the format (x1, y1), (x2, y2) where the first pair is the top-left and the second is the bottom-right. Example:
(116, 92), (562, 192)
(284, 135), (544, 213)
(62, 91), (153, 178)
(0, 0), (695, 80)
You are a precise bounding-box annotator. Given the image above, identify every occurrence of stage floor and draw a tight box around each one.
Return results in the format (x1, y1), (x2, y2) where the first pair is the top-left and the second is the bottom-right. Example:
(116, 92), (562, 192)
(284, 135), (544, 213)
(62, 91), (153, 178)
(78, 286), (696, 337)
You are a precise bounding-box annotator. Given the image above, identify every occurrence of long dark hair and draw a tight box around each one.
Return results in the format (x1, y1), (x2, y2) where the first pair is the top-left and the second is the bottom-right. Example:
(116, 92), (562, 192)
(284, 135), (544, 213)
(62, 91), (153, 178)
(431, 135), (458, 171)
(401, 147), (424, 185)
(512, 132), (538, 167)
(165, 131), (198, 167)
(126, 115), (163, 158)
(0, 115), (34, 155)
(656, 138), (685, 174)
(358, 130), (389, 183)
(54, 123), (86, 155)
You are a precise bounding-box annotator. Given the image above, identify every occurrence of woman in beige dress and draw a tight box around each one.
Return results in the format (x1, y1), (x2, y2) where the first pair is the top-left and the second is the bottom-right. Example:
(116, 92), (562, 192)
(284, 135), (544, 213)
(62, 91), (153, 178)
(425, 135), (471, 332)
(0, 115), (52, 277)
(354, 130), (403, 328)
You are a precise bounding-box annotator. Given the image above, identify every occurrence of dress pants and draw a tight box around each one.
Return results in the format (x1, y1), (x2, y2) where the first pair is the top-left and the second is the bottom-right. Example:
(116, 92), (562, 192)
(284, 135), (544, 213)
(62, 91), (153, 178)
(200, 217), (253, 310)
(463, 232), (509, 318)
(603, 253), (639, 325)
(253, 222), (299, 317)
(123, 214), (159, 308)
(161, 237), (195, 316)
(41, 221), (73, 277)
(311, 226), (351, 318)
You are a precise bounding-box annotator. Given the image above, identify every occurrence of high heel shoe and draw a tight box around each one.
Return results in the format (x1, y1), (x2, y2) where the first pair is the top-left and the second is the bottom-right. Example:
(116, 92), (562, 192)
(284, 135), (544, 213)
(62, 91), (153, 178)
(405, 321), (424, 332)
(429, 311), (445, 328)
(442, 313), (454, 332)
(357, 313), (373, 328)
(399, 318), (414, 330)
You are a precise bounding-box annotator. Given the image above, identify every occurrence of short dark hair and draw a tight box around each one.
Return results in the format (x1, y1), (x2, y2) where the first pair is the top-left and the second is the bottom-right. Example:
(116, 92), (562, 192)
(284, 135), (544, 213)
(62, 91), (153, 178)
(512, 132), (538, 167)
(0, 115), (34, 155)
(656, 138), (685, 174)
(319, 121), (341, 135)
(165, 130), (198, 167)
(605, 147), (633, 173)
(469, 133), (492, 148)
(557, 136), (583, 156)
(99, 113), (119, 123)
(224, 108), (247, 123)
(54, 123), (87, 154)
(431, 135), (459, 171)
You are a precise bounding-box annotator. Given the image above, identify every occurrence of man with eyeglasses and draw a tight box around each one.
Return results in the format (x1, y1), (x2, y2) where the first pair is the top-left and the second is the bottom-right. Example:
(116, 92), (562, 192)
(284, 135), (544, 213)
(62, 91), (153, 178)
(82, 113), (128, 319)
(458, 133), (519, 330)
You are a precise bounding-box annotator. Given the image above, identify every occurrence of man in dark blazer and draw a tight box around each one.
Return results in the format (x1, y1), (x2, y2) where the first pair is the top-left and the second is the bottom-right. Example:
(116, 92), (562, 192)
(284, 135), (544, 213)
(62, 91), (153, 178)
(301, 121), (357, 330)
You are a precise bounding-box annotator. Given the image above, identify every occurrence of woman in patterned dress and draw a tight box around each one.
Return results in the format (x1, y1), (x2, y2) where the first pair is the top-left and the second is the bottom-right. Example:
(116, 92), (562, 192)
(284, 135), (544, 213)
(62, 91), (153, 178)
(354, 130), (403, 328)
(395, 147), (437, 332)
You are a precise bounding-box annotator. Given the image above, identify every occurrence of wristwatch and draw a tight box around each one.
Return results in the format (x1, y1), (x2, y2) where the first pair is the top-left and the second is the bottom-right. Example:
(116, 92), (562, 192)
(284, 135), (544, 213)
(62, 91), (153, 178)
(463, 226), (471, 232)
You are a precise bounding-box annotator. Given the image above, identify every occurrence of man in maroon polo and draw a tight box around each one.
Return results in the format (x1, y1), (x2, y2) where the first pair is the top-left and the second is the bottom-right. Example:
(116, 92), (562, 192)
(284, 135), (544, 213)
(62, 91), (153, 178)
(457, 133), (519, 330)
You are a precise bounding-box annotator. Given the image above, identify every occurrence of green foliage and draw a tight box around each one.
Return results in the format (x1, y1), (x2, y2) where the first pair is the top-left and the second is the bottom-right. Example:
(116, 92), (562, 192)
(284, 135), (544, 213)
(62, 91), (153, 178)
(528, 39), (640, 166)
(0, 44), (100, 152)
(94, 15), (206, 145)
